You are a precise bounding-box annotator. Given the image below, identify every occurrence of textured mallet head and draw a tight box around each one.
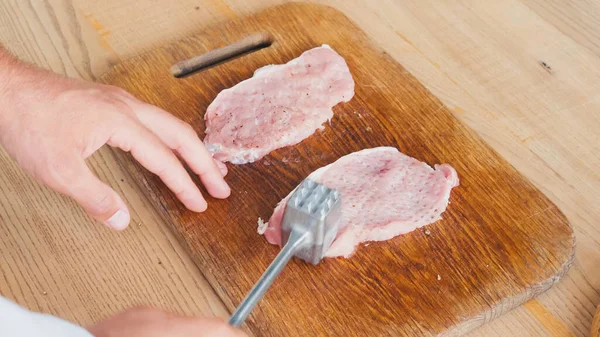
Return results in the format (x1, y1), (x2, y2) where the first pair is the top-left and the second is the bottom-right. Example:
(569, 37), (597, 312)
(281, 179), (342, 265)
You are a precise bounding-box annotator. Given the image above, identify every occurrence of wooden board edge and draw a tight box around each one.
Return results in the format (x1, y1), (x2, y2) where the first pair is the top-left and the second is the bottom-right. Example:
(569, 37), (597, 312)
(443, 230), (576, 336)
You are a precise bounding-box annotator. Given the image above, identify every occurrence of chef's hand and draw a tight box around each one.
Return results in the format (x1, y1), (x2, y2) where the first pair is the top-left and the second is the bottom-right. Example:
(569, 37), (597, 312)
(88, 307), (246, 337)
(0, 47), (230, 230)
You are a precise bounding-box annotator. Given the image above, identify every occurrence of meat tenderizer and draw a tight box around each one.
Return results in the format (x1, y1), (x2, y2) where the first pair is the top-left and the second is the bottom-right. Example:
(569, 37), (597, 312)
(228, 179), (342, 326)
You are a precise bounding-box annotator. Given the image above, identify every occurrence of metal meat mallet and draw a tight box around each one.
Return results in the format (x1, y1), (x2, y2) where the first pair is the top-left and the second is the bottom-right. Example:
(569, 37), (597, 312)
(228, 179), (342, 327)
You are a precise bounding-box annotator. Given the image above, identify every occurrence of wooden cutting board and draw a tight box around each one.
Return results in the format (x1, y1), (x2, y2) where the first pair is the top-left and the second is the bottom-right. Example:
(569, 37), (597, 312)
(100, 3), (575, 336)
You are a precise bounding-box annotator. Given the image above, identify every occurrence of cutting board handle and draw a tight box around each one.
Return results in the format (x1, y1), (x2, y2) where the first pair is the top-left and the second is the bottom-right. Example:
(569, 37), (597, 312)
(170, 33), (273, 78)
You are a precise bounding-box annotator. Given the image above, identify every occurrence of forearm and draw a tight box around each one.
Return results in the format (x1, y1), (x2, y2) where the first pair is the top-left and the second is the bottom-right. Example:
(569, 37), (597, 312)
(0, 46), (48, 99)
(0, 44), (17, 67)
(0, 46), (44, 140)
(0, 46), (14, 139)
(0, 45), (19, 92)
(0, 46), (23, 127)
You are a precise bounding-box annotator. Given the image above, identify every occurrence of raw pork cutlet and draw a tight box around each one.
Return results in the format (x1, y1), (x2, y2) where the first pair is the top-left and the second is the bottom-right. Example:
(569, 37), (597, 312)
(261, 147), (459, 258)
(204, 45), (355, 164)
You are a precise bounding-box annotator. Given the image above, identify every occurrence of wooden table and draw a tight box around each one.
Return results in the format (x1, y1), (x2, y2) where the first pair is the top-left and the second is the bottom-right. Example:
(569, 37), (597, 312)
(0, 1), (597, 336)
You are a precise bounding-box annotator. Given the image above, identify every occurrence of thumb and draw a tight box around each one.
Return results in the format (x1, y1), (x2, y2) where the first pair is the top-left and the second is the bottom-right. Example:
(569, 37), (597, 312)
(48, 157), (131, 230)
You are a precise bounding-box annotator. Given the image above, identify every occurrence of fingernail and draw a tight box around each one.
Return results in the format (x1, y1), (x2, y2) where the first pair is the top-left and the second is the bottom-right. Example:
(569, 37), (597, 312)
(107, 209), (130, 230)
(219, 179), (231, 193)
(188, 194), (208, 212)
(214, 159), (228, 177)
(213, 161), (231, 192)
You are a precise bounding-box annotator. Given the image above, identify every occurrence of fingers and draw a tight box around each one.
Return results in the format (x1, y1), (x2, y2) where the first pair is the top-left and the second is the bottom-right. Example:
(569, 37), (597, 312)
(190, 317), (247, 337)
(43, 155), (130, 230)
(87, 307), (247, 337)
(131, 102), (230, 199)
(108, 120), (208, 212)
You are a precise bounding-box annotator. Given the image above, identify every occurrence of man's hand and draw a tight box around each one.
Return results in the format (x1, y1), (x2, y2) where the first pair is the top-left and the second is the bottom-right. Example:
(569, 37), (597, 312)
(0, 48), (230, 230)
(88, 307), (246, 337)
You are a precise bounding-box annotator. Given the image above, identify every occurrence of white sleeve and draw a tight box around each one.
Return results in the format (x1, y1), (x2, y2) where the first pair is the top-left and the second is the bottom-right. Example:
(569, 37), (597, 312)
(0, 296), (94, 337)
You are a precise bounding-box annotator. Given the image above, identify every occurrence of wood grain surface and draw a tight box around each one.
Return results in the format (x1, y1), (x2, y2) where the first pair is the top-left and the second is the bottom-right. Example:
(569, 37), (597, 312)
(592, 306), (600, 337)
(99, 4), (574, 336)
(0, 1), (598, 337)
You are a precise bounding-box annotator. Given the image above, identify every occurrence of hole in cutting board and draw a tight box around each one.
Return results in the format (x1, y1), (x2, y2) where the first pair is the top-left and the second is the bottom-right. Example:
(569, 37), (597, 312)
(170, 33), (274, 78)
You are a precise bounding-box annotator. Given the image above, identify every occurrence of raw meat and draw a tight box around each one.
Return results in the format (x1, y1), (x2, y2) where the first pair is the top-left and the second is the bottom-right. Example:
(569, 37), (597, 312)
(204, 45), (355, 164)
(262, 147), (459, 258)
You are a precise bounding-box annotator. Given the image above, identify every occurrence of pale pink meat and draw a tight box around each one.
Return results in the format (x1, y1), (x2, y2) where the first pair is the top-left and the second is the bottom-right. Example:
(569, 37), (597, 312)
(262, 147), (459, 258)
(204, 45), (355, 164)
